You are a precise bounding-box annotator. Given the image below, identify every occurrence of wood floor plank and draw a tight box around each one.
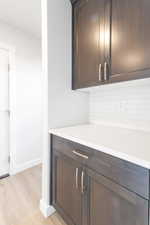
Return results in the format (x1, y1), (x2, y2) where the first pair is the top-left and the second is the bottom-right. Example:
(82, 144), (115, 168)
(0, 165), (66, 225)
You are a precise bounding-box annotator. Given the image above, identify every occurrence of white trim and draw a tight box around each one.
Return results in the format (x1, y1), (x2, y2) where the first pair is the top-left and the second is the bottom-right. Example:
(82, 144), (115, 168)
(8, 47), (16, 176)
(0, 43), (16, 177)
(41, 0), (52, 218)
(40, 199), (55, 218)
(10, 158), (42, 175)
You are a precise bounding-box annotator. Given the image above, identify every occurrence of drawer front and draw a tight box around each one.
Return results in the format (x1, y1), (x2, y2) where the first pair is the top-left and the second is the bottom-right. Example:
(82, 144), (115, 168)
(51, 135), (149, 199)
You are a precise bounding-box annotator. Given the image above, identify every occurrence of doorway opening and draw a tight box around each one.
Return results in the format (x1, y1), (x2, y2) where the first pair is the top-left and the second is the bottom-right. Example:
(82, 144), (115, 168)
(0, 47), (10, 178)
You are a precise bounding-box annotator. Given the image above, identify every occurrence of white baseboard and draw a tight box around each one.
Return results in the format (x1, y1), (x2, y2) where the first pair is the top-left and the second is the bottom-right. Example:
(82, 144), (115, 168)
(40, 199), (55, 218)
(10, 158), (42, 175)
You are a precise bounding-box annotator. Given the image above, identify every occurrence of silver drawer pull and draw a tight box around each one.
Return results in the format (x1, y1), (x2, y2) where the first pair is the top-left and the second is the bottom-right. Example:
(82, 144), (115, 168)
(72, 150), (89, 159)
(98, 63), (102, 81)
(75, 168), (79, 189)
(104, 61), (107, 81)
(81, 171), (85, 194)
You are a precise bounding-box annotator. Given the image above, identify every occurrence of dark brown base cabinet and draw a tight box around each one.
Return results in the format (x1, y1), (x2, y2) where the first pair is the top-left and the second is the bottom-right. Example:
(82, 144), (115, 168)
(51, 135), (149, 225)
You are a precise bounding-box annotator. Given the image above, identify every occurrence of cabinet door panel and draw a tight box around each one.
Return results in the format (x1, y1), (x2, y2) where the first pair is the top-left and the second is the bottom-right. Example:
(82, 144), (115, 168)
(86, 169), (148, 225)
(111, 0), (150, 82)
(73, 0), (104, 89)
(52, 151), (82, 225)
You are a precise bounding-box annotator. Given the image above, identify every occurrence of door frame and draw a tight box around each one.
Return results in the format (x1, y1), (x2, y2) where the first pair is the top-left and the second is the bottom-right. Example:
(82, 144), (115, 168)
(0, 42), (16, 176)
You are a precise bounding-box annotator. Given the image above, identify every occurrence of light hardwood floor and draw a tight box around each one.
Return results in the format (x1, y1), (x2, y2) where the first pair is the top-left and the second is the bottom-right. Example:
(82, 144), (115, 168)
(0, 165), (66, 225)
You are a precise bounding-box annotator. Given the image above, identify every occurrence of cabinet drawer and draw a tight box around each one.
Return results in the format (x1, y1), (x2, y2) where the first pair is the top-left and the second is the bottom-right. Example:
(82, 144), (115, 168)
(51, 135), (149, 199)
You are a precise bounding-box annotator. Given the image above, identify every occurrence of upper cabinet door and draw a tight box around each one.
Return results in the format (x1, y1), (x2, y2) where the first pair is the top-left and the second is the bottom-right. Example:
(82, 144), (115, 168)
(73, 0), (105, 89)
(111, 0), (150, 82)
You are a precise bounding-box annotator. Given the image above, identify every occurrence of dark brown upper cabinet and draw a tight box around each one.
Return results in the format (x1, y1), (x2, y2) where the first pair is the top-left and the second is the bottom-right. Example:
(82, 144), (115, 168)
(72, 0), (106, 89)
(110, 0), (150, 83)
(71, 0), (150, 89)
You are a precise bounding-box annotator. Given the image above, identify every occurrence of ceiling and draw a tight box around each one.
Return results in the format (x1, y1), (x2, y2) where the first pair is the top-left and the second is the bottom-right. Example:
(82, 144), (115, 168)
(0, 0), (41, 38)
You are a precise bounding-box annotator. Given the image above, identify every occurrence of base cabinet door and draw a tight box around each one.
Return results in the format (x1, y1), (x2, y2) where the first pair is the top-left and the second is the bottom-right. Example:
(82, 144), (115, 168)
(86, 169), (149, 225)
(52, 151), (83, 225)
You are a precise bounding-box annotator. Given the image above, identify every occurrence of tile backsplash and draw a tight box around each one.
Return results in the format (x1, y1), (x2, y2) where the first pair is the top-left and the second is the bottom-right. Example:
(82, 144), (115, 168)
(89, 78), (150, 131)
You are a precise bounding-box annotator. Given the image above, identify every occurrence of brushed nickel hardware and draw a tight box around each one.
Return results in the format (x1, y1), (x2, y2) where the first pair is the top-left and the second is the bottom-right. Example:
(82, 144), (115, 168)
(75, 168), (79, 189)
(104, 61), (107, 81)
(98, 63), (102, 81)
(73, 150), (89, 159)
(81, 171), (85, 194)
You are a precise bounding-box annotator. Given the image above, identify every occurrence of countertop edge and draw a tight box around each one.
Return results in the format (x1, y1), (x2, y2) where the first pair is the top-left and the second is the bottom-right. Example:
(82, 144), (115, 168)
(49, 130), (150, 169)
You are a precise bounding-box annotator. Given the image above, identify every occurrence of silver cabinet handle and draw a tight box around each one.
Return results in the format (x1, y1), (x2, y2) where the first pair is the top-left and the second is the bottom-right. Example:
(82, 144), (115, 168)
(72, 150), (89, 159)
(104, 62), (107, 81)
(75, 168), (79, 189)
(98, 64), (102, 81)
(81, 171), (85, 194)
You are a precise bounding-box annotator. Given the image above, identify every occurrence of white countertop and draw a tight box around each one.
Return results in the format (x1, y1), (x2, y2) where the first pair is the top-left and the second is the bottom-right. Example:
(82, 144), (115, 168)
(49, 124), (150, 169)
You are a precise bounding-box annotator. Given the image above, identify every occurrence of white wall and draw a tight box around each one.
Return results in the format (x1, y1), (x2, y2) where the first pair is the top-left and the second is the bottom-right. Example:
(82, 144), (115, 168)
(0, 21), (42, 173)
(41, 0), (89, 217)
(48, 0), (89, 128)
(89, 78), (150, 131)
